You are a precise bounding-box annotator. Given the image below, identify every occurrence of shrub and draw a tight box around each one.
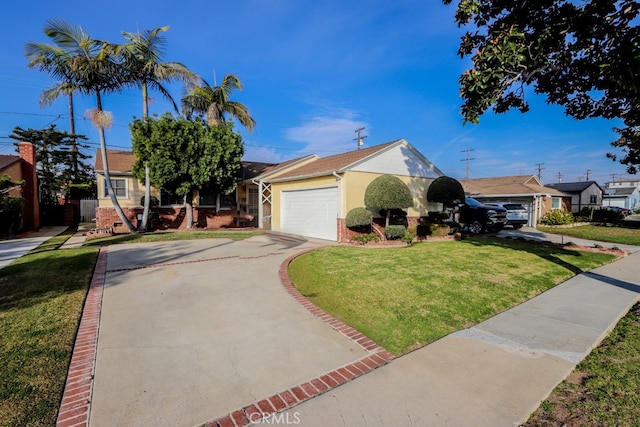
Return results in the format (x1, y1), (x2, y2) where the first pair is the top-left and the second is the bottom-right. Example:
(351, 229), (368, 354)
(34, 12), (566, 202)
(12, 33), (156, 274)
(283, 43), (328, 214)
(385, 225), (406, 240)
(365, 175), (413, 226)
(416, 223), (451, 237)
(401, 230), (416, 244)
(346, 207), (372, 228)
(592, 208), (624, 224)
(539, 210), (574, 225)
(140, 195), (160, 207)
(426, 176), (465, 205)
(351, 233), (380, 244)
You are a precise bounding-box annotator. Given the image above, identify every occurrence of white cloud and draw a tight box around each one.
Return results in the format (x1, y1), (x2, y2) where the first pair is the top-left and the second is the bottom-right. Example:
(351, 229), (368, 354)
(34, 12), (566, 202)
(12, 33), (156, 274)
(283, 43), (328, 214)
(283, 110), (368, 156)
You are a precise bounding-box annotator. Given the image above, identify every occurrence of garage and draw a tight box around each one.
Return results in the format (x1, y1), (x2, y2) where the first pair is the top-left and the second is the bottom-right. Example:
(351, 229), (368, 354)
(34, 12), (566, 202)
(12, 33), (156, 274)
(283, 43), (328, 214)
(280, 187), (338, 240)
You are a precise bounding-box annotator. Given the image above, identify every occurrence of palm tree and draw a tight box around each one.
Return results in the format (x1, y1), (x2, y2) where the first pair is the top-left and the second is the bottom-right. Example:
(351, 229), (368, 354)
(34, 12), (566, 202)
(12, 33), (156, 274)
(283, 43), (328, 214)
(181, 74), (256, 132)
(116, 26), (199, 230)
(31, 19), (136, 232)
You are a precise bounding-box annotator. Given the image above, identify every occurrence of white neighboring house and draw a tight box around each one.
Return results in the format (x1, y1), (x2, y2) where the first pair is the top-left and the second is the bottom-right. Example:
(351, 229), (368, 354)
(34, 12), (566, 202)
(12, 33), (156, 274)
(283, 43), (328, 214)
(545, 181), (603, 214)
(603, 179), (640, 212)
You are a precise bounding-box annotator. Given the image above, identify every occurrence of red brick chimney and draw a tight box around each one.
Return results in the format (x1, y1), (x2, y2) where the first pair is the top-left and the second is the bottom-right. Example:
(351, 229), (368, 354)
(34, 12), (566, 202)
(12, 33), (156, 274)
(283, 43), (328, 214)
(18, 142), (40, 231)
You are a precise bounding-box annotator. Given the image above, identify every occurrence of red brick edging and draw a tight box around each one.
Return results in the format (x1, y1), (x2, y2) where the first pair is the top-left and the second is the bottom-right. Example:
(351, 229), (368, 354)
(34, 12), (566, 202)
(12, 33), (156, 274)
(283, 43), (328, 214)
(205, 249), (396, 427)
(55, 247), (108, 427)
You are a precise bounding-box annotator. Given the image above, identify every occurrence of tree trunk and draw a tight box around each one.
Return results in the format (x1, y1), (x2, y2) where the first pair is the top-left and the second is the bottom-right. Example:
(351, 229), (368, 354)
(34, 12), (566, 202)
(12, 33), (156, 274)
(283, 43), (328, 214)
(141, 162), (150, 231)
(96, 91), (136, 233)
(185, 192), (194, 229)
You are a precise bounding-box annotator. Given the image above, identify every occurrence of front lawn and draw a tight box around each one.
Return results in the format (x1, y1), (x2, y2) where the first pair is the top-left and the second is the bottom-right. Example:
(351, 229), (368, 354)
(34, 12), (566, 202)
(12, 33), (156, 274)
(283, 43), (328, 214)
(0, 231), (98, 427)
(538, 225), (640, 246)
(289, 238), (617, 355)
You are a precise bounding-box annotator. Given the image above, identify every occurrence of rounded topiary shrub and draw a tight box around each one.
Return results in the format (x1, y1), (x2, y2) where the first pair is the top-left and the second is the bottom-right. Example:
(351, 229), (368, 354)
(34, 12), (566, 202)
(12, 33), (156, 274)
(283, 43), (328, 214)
(385, 225), (406, 240)
(345, 207), (373, 228)
(427, 176), (465, 205)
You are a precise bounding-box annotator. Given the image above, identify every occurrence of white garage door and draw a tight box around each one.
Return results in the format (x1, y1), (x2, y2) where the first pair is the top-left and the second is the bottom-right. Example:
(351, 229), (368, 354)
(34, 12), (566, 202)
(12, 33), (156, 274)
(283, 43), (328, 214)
(281, 187), (338, 240)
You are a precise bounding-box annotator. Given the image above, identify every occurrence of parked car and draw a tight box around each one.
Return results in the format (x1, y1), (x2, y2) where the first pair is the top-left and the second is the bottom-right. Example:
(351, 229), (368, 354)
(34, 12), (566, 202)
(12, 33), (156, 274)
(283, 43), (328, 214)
(458, 197), (508, 234)
(486, 202), (528, 229)
(606, 206), (631, 216)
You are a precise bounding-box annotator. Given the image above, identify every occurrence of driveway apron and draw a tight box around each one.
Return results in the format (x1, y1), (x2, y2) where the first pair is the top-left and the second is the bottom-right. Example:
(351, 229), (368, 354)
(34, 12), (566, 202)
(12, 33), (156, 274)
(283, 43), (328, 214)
(88, 235), (368, 427)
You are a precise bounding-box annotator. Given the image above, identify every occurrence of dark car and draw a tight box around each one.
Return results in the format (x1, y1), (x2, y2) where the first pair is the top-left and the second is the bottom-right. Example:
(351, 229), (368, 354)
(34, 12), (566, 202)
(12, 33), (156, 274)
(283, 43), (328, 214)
(459, 197), (508, 234)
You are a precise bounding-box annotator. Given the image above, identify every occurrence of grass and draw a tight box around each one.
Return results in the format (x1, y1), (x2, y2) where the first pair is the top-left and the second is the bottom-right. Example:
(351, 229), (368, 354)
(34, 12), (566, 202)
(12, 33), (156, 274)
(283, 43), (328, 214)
(0, 230), (98, 427)
(289, 237), (617, 355)
(524, 302), (640, 426)
(84, 229), (264, 246)
(538, 224), (640, 246)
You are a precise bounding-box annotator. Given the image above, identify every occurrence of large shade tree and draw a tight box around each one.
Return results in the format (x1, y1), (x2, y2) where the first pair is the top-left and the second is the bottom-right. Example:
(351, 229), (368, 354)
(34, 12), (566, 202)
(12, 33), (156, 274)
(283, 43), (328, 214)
(117, 25), (199, 230)
(444, 0), (640, 173)
(364, 174), (414, 227)
(130, 114), (244, 229)
(26, 19), (136, 231)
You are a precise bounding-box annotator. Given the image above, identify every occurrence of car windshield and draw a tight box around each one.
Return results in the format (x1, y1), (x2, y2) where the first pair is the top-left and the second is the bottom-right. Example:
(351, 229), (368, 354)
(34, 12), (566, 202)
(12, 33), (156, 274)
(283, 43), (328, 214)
(465, 197), (482, 207)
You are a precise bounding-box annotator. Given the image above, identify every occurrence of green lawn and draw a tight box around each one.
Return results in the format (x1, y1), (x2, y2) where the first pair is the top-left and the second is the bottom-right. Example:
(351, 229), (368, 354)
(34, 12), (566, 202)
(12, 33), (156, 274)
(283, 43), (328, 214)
(0, 231), (98, 427)
(289, 238), (617, 355)
(538, 224), (640, 246)
(525, 302), (640, 426)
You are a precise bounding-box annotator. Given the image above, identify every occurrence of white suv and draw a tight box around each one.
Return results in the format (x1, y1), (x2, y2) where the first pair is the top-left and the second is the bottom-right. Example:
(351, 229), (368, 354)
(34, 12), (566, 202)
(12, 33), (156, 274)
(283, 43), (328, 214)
(486, 203), (528, 229)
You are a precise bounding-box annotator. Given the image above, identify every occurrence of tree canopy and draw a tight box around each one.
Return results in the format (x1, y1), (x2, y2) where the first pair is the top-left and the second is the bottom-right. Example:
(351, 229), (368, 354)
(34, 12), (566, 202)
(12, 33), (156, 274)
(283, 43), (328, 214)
(444, 0), (640, 173)
(130, 114), (244, 228)
(364, 174), (414, 227)
(427, 176), (465, 205)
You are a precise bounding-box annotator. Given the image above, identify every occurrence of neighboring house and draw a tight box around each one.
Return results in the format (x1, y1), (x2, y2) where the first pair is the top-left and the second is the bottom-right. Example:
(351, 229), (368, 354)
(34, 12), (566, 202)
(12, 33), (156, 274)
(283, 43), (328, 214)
(0, 143), (40, 232)
(545, 181), (603, 213)
(95, 139), (445, 241)
(252, 139), (444, 241)
(461, 175), (571, 226)
(603, 179), (640, 212)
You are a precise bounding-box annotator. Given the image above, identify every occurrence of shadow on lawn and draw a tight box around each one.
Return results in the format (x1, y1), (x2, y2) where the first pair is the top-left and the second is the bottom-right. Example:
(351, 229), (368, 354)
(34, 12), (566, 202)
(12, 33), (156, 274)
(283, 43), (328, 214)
(463, 236), (600, 276)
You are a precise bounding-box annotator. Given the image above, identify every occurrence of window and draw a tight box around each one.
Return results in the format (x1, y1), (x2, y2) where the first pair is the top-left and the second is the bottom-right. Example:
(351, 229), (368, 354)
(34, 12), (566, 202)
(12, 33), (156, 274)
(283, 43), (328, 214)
(248, 188), (259, 216)
(197, 191), (236, 210)
(590, 195), (597, 204)
(198, 192), (217, 206)
(219, 192), (236, 210)
(161, 192), (183, 206)
(551, 197), (561, 210)
(103, 178), (127, 198)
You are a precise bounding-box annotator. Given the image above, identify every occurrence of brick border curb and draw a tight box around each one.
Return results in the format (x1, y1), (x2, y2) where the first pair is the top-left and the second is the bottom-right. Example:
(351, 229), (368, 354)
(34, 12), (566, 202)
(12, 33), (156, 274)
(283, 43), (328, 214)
(204, 249), (395, 427)
(55, 246), (108, 427)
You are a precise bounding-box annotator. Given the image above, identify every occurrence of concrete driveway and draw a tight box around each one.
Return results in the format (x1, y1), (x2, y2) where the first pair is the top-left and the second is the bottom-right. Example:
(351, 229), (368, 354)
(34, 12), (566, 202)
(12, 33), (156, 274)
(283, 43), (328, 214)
(86, 234), (386, 427)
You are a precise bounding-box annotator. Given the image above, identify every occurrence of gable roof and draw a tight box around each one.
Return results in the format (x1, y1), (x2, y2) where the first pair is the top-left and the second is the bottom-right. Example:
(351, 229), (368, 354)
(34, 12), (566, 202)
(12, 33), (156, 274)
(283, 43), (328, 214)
(0, 154), (20, 171)
(462, 175), (568, 197)
(546, 181), (602, 193)
(95, 149), (136, 174)
(251, 154), (319, 181)
(605, 187), (637, 196)
(265, 139), (442, 182)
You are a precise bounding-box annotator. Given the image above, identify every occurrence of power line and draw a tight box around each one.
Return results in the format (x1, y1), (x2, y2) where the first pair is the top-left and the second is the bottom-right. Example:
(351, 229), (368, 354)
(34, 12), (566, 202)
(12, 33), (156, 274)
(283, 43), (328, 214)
(353, 127), (367, 150)
(460, 149), (475, 180)
(535, 163), (545, 181)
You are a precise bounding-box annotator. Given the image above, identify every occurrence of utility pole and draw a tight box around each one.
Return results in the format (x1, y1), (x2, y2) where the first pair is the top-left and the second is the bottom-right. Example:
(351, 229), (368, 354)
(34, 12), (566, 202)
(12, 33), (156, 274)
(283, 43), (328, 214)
(586, 169), (591, 181)
(535, 163), (545, 181)
(557, 172), (563, 183)
(460, 149), (475, 180)
(354, 127), (367, 150)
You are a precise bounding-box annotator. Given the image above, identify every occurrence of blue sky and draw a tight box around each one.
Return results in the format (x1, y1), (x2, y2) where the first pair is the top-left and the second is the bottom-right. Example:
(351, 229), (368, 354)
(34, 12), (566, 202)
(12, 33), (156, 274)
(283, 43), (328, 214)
(0, 0), (629, 185)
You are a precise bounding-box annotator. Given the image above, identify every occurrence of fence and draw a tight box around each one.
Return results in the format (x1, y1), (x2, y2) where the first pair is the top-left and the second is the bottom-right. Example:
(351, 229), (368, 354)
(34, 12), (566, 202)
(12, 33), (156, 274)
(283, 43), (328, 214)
(79, 199), (98, 223)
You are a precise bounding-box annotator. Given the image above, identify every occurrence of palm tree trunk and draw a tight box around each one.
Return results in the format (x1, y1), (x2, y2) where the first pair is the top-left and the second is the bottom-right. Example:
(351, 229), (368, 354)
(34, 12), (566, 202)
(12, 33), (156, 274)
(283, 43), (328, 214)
(141, 162), (150, 231)
(96, 91), (136, 233)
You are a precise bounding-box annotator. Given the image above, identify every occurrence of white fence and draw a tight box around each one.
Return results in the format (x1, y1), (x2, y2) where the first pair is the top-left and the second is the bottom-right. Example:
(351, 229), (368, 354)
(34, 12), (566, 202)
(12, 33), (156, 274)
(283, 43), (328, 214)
(79, 199), (98, 223)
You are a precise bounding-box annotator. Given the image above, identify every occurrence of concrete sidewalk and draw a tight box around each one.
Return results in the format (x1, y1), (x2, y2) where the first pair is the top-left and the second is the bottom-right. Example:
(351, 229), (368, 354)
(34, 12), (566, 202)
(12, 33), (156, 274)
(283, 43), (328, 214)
(0, 226), (67, 269)
(278, 239), (640, 426)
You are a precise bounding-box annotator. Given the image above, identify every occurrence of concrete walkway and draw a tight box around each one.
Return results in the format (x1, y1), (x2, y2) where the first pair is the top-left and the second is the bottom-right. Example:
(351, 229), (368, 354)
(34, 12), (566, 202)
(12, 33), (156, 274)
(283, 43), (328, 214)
(0, 226), (67, 269)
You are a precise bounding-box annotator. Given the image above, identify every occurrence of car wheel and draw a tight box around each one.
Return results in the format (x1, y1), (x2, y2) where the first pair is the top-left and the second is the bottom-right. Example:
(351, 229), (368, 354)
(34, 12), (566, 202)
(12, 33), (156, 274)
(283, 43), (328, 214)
(513, 224), (523, 229)
(468, 221), (483, 234)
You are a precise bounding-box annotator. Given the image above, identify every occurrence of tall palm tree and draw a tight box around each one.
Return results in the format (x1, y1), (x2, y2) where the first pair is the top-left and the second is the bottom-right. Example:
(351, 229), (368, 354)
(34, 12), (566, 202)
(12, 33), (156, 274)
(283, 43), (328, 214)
(32, 19), (136, 232)
(116, 26), (199, 230)
(181, 74), (256, 132)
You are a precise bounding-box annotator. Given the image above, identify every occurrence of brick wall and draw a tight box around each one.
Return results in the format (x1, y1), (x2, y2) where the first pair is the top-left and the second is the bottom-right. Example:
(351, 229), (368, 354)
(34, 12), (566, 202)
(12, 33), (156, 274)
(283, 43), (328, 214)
(337, 216), (420, 243)
(18, 142), (39, 231)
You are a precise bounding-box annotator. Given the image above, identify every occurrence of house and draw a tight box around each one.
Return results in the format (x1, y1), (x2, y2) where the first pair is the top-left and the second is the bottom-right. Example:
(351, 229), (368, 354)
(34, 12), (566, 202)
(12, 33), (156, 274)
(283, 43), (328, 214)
(251, 139), (444, 241)
(545, 181), (603, 213)
(461, 175), (571, 226)
(0, 143), (39, 232)
(603, 179), (640, 212)
(95, 139), (444, 241)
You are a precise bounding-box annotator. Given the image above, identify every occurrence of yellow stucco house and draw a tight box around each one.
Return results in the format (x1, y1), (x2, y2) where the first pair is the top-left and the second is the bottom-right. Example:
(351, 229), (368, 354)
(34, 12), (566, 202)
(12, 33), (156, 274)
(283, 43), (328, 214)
(95, 139), (444, 240)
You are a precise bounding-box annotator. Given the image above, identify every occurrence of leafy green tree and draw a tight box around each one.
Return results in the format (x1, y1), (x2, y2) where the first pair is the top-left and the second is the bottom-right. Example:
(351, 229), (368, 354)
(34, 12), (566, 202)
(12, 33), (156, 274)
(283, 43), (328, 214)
(181, 74), (256, 131)
(0, 174), (24, 236)
(426, 176), (465, 206)
(117, 25), (199, 230)
(28, 19), (135, 231)
(364, 174), (414, 227)
(444, 0), (640, 172)
(9, 125), (94, 205)
(130, 114), (244, 228)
